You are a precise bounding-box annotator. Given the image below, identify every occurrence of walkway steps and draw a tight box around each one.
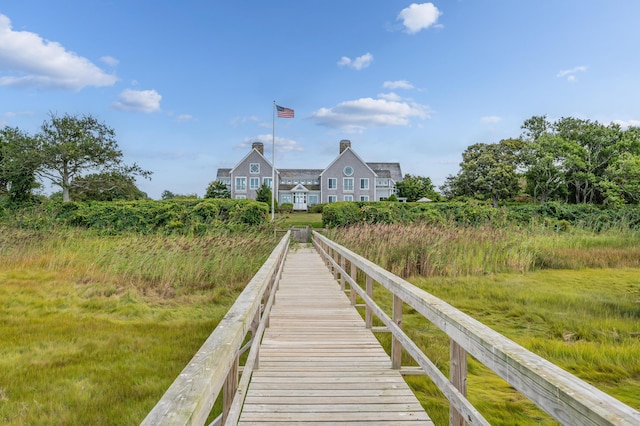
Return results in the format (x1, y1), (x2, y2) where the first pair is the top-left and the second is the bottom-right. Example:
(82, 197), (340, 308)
(238, 247), (432, 425)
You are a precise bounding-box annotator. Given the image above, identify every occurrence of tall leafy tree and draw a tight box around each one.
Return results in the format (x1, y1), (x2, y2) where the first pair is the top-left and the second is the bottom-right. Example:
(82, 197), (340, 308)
(0, 126), (40, 203)
(396, 174), (441, 202)
(36, 113), (151, 201)
(444, 139), (523, 207)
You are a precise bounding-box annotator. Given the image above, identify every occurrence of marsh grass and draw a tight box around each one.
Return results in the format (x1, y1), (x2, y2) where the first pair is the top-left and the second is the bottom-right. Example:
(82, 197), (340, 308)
(337, 223), (640, 425)
(0, 226), (276, 425)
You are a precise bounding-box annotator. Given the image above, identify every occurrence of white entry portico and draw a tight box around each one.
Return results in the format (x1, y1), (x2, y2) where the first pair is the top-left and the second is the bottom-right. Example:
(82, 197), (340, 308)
(291, 184), (309, 211)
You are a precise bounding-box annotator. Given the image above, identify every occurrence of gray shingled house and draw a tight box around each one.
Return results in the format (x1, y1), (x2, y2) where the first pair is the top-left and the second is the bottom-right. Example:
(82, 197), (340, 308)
(216, 140), (402, 211)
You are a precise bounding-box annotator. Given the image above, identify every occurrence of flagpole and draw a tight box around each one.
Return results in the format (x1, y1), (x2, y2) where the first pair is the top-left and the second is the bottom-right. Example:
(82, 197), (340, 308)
(271, 101), (276, 221)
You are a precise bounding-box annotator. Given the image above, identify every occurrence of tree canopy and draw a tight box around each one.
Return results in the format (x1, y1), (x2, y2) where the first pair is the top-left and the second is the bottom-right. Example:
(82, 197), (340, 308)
(204, 180), (231, 199)
(0, 126), (40, 203)
(396, 174), (441, 202)
(37, 113), (151, 202)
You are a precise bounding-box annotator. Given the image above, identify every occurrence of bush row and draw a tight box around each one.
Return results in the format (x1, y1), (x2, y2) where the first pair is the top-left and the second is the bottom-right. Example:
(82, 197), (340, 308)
(322, 201), (640, 230)
(0, 199), (269, 234)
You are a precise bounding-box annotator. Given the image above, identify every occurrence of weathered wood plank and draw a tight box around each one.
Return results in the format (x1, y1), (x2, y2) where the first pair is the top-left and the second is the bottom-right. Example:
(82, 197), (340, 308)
(237, 247), (432, 425)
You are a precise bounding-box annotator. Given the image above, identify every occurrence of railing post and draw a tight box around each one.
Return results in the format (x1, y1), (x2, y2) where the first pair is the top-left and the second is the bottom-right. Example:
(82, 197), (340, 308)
(340, 256), (346, 291)
(349, 262), (357, 305)
(365, 275), (373, 328)
(450, 340), (468, 426)
(391, 294), (403, 369)
(222, 355), (239, 423)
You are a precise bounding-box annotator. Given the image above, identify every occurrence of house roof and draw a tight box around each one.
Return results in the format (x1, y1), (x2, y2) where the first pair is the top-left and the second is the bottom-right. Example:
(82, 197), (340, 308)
(278, 169), (323, 180)
(217, 168), (231, 178)
(320, 147), (377, 177)
(366, 162), (403, 182)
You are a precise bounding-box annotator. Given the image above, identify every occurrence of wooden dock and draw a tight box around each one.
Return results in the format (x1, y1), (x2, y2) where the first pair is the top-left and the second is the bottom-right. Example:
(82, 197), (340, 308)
(237, 247), (432, 425)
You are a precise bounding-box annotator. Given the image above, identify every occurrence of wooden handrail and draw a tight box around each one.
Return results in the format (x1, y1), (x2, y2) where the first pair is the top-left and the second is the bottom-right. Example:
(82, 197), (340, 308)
(312, 231), (640, 426)
(141, 231), (290, 426)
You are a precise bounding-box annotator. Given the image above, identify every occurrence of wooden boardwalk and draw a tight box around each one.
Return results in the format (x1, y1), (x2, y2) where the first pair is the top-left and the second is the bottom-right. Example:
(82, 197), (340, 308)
(238, 247), (432, 425)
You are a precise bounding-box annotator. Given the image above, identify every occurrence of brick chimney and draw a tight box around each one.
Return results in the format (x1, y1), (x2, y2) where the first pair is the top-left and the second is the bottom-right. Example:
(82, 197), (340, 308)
(339, 139), (351, 154)
(252, 142), (264, 155)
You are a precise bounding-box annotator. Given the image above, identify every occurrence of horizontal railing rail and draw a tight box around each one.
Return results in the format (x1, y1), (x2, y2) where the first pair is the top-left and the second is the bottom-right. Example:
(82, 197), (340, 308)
(141, 231), (290, 426)
(312, 230), (640, 426)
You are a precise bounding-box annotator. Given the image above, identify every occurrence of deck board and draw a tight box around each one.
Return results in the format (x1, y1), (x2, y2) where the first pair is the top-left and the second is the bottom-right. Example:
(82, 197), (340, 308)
(238, 247), (432, 425)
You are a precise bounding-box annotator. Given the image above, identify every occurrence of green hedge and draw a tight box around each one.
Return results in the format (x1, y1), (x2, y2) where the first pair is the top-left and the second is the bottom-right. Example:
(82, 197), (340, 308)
(1, 199), (268, 234)
(322, 201), (640, 230)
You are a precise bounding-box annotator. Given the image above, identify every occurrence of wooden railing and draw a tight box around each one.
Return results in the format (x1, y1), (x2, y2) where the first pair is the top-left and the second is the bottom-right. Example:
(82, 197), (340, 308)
(312, 231), (640, 426)
(141, 231), (290, 426)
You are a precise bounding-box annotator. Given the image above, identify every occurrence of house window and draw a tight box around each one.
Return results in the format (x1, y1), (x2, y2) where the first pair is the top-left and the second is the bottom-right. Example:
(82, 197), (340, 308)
(235, 177), (246, 192)
(250, 177), (260, 189)
(360, 178), (369, 190)
(328, 178), (337, 189)
(328, 195), (337, 203)
(250, 163), (260, 174)
(281, 195), (291, 204)
(360, 195), (369, 201)
(308, 195), (319, 205)
(343, 166), (354, 176)
(343, 178), (354, 192)
(263, 177), (273, 189)
(344, 195), (353, 201)
(235, 195), (246, 199)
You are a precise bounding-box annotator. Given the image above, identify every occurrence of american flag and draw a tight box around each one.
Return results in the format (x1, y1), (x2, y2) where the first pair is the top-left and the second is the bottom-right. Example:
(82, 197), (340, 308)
(276, 105), (294, 118)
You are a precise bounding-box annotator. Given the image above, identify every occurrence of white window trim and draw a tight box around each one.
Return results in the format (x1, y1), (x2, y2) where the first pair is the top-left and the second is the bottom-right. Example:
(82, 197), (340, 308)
(360, 195), (369, 201)
(343, 177), (354, 192)
(250, 163), (260, 174)
(263, 177), (273, 189)
(235, 176), (247, 192)
(249, 177), (260, 189)
(360, 178), (369, 190)
(344, 195), (353, 201)
(328, 178), (337, 190)
(328, 195), (337, 203)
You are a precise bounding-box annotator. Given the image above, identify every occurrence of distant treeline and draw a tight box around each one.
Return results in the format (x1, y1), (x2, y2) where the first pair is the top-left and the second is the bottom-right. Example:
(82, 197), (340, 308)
(322, 201), (640, 230)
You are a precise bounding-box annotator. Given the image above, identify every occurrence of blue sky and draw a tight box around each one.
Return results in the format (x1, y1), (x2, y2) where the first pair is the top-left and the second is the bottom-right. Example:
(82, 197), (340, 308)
(1, 1), (639, 199)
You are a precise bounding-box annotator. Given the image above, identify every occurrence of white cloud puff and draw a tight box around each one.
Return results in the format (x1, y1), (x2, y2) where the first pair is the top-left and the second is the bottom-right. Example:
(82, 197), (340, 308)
(113, 89), (162, 113)
(0, 14), (117, 90)
(398, 3), (442, 34)
(338, 53), (373, 70)
(311, 97), (431, 133)
(556, 66), (587, 82)
(613, 119), (640, 129)
(241, 135), (303, 153)
(383, 80), (415, 90)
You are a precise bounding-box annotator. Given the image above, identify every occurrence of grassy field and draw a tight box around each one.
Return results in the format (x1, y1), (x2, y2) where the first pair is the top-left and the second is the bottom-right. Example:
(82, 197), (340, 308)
(328, 223), (640, 425)
(0, 227), (277, 425)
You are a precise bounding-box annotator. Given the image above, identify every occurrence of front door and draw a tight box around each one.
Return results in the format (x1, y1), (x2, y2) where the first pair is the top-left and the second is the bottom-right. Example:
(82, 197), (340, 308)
(293, 192), (307, 211)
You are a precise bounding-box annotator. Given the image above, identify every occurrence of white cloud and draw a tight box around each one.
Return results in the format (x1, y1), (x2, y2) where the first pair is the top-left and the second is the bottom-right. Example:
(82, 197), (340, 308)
(311, 97), (431, 133)
(613, 119), (640, 129)
(481, 116), (502, 123)
(556, 65), (587, 82)
(398, 3), (442, 34)
(112, 89), (162, 113)
(0, 14), (117, 90)
(100, 56), (119, 67)
(383, 80), (414, 90)
(378, 92), (403, 102)
(337, 52), (373, 70)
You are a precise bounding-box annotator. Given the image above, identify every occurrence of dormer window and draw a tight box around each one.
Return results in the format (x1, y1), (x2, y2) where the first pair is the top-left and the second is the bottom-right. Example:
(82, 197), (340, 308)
(343, 166), (354, 176)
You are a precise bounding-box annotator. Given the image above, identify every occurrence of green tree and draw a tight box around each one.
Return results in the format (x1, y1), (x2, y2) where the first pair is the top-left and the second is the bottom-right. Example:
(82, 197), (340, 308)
(600, 152), (640, 205)
(444, 139), (523, 207)
(70, 171), (148, 201)
(36, 113), (151, 202)
(396, 174), (441, 202)
(255, 183), (272, 203)
(0, 126), (40, 203)
(204, 180), (231, 199)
